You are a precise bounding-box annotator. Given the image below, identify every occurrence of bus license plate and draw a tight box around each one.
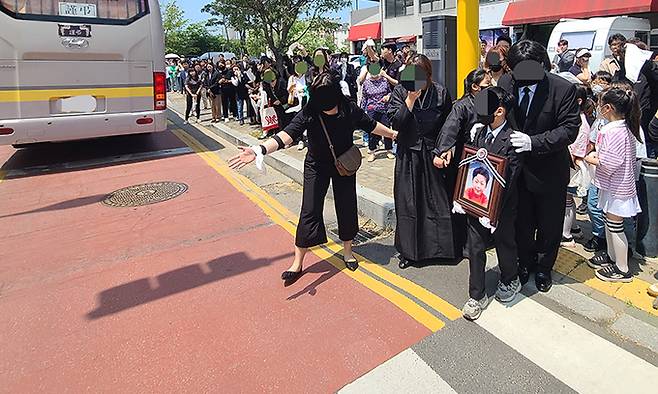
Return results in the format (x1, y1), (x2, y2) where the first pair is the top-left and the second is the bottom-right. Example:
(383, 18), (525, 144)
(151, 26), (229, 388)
(58, 24), (92, 38)
(58, 2), (97, 18)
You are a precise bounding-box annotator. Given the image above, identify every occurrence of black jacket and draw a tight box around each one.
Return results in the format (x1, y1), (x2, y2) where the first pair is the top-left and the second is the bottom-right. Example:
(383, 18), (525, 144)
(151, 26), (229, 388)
(434, 93), (478, 155)
(471, 123), (523, 210)
(498, 72), (581, 192)
(206, 70), (222, 95)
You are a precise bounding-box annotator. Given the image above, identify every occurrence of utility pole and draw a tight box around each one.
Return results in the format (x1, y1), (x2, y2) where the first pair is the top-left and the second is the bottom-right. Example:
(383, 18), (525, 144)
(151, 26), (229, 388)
(456, 0), (479, 97)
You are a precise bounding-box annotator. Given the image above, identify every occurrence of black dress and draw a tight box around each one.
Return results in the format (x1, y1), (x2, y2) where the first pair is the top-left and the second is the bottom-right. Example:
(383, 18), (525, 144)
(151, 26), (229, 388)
(388, 82), (458, 261)
(284, 101), (377, 248)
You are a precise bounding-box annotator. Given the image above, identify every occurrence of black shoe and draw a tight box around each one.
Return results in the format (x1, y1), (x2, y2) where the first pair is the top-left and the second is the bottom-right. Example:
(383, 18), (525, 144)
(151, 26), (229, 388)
(584, 236), (606, 253)
(595, 264), (632, 283)
(518, 266), (530, 285)
(239, 120), (244, 125)
(344, 258), (359, 272)
(398, 256), (413, 269)
(535, 271), (553, 293)
(587, 252), (613, 269)
(576, 201), (588, 215)
(281, 269), (302, 284)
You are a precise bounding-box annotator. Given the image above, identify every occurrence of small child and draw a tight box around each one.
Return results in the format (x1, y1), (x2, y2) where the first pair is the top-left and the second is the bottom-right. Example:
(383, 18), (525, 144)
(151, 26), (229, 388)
(458, 87), (523, 320)
(562, 85), (591, 247)
(585, 87), (643, 282)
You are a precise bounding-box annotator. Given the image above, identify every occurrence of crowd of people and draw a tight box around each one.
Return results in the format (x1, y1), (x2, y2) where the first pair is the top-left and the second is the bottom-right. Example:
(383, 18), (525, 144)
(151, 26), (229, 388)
(216, 34), (656, 320)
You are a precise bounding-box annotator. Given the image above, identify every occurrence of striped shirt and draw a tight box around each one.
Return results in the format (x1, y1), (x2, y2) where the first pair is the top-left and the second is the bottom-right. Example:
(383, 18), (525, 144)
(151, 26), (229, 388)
(594, 120), (637, 198)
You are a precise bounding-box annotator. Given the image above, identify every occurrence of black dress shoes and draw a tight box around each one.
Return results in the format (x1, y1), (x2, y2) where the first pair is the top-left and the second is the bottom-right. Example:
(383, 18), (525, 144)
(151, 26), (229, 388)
(535, 271), (553, 293)
(344, 258), (359, 272)
(398, 256), (413, 269)
(281, 270), (302, 284)
(518, 266), (530, 285)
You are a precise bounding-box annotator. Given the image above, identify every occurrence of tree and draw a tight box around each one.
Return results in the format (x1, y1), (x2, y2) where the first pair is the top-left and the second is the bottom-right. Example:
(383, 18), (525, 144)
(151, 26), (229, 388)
(161, 0), (188, 54)
(203, 0), (350, 74)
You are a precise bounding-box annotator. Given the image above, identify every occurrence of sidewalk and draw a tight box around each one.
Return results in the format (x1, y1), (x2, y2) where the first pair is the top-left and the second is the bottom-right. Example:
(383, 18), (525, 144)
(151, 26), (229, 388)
(168, 94), (658, 326)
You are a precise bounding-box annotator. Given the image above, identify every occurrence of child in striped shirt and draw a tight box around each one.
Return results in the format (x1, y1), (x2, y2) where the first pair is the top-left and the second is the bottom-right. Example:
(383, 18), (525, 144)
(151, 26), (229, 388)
(584, 87), (643, 283)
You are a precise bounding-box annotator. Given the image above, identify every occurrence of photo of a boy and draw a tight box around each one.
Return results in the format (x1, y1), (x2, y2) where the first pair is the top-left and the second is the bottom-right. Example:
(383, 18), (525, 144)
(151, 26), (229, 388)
(463, 165), (491, 208)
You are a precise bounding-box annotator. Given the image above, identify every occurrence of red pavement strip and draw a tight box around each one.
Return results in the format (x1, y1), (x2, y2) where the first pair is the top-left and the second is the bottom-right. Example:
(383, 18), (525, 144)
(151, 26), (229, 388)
(0, 130), (431, 392)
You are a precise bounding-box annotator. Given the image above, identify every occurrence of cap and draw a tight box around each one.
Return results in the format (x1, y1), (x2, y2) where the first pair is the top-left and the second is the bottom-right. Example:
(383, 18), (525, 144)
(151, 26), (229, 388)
(364, 38), (376, 47)
(575, 48), (591, 58)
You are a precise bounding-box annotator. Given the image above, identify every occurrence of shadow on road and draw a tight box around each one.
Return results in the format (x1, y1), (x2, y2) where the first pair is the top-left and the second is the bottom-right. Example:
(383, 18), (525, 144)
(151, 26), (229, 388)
(86, 251), (293, 320)
(285, 260), (342, 300)
(0, 194), (107, 218)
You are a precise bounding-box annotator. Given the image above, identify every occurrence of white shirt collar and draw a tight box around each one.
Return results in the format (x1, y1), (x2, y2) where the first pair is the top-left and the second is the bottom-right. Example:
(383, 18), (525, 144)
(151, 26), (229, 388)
(518, 84), (538, 96)
(487, 121), (507, 139)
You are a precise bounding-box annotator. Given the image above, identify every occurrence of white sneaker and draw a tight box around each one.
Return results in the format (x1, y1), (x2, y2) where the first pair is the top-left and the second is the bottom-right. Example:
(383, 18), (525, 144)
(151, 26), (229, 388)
(367, 152), (376, 162)
(224, 118), (229, 123)
(462, 295), (488, 321)
(297, 141), (305, 150)
(183, 120), (189, 124)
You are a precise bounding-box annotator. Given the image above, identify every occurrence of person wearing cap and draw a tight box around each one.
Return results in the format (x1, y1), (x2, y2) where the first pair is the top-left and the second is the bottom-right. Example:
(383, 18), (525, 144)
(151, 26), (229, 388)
(570, 48), (593, 84)
(380, 42), (402, 88)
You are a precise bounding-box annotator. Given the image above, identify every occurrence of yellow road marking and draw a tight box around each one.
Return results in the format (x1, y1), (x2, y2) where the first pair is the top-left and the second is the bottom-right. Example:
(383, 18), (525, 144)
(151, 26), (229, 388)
(0, 86), (153, 103)
(171, 119), (463, 321)
(172, 126), (447, 332)
(0, 170), (6, 184)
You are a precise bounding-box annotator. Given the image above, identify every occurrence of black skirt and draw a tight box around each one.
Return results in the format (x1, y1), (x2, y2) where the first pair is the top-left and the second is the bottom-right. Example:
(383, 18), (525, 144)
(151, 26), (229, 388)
(393, 145), (465, 261)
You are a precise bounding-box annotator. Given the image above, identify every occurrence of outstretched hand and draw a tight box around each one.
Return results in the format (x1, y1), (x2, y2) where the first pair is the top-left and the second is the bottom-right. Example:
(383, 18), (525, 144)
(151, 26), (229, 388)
(228, 147), (256, 170)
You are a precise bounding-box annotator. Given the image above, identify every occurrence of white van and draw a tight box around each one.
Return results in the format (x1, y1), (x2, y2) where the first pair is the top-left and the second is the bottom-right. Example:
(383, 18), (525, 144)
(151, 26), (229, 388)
(547, 16), (651, 73)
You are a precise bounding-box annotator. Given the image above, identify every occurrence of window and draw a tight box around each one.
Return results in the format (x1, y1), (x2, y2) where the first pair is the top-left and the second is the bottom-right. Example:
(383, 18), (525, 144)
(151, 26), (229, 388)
(420, 0), (444, 13)
(0, 0), (149, 24)
(560, 31), (597, 50)
(386, 0), (414, 18)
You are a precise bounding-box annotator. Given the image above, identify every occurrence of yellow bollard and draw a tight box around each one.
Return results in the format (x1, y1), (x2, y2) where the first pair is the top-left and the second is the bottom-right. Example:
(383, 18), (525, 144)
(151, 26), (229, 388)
(456, 0), (479, 98)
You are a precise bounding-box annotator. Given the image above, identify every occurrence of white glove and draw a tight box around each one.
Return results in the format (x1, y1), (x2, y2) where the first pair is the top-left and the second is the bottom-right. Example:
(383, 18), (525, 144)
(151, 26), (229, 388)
(452, 201), (466, 215)
(511, 131), (532, 153)
(479, 217), (497, 234)
(249, 145), (267, 174)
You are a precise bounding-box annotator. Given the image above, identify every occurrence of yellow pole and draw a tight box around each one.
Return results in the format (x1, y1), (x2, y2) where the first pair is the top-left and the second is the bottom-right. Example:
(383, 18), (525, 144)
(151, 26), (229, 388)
(457, 0), (479, 98)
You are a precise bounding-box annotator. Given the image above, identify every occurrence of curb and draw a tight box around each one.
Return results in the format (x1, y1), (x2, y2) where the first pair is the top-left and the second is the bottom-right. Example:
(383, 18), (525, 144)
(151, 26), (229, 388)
(210, 121), (397, 229)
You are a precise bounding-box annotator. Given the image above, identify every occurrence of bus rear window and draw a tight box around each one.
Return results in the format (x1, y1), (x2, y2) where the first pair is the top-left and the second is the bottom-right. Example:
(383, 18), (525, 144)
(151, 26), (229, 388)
(0, 0), (148, 22)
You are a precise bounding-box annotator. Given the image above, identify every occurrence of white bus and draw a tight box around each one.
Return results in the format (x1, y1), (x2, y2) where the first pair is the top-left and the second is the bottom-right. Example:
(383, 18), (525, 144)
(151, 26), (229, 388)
(0, 0), (167, 147)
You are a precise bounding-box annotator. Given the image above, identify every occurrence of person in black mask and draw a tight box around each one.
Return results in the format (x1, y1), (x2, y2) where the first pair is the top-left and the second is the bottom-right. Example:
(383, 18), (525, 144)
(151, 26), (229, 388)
(228, 72), (399, 283)
(497, 40), (581, 292)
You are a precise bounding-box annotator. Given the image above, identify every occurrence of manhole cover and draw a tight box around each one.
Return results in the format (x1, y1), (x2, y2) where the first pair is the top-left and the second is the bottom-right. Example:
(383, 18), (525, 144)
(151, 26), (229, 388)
(102, 181), (188, 207)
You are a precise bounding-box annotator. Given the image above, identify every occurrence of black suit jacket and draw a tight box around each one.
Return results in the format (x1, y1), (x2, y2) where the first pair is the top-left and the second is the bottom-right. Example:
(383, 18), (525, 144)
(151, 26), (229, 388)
(498, 72), (581, 192)
(471, 123), (522, 212)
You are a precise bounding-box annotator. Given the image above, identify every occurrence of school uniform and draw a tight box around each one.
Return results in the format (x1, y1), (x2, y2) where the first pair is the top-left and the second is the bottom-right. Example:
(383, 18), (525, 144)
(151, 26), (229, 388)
(466, 122), (523, 300)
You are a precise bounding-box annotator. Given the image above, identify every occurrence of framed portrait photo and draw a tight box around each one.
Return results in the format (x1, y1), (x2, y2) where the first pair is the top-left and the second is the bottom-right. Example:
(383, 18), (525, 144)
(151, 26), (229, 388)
(453, 145), (508, 226)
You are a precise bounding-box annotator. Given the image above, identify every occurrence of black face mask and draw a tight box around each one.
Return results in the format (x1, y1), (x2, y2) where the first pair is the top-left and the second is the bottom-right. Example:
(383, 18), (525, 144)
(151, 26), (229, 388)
(314, 88), (341, 111)
(490, 64), (503, 73)
(477, 114), (495, 125)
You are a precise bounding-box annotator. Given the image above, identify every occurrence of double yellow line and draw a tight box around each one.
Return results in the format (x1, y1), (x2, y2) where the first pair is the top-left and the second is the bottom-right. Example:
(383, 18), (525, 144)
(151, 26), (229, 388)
(171, 123), (462, 332)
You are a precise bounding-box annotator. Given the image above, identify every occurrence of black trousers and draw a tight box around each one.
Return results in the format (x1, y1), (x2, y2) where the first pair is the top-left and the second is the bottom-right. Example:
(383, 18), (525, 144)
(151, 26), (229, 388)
(516, 175), (567, 273)
(185, 93), (200, 120)
(295, 160), (358, 248)
(367, 111), (393, 151)
(467, 211), (518, 300)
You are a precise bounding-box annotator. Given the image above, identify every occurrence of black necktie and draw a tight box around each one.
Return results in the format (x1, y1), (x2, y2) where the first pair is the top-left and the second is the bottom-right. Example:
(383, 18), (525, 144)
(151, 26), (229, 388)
(485, 131), (495, 147)
(519, 87), (531, 127)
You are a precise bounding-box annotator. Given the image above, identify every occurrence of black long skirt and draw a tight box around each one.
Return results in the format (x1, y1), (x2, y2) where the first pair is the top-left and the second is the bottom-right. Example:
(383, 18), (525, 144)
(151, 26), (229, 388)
(393, 146), (465, 261)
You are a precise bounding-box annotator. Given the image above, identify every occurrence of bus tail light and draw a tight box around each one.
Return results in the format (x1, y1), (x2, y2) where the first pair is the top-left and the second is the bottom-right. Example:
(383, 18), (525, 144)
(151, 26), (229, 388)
(0, 127), (14, 135)
(136, 117), (153, 125)
(154, 72), (167, 110)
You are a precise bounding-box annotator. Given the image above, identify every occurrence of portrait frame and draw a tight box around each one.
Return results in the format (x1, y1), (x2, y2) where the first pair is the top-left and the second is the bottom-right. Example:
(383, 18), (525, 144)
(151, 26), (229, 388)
(453, 145), (508, 226)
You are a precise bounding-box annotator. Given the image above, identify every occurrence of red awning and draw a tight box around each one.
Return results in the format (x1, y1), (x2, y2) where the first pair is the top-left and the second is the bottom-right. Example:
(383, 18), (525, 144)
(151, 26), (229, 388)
(396, 36), (417, 43)
(503, 0), (658, 25)
(348, 22), (381, 42)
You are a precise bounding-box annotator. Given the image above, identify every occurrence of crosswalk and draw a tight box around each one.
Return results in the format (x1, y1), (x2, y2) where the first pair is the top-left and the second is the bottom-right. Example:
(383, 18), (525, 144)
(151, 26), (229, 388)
(340, 291), (658, 393)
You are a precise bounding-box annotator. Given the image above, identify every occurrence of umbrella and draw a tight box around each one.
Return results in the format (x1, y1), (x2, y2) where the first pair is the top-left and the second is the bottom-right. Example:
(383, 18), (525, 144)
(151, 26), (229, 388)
(165, 53), (180, 59)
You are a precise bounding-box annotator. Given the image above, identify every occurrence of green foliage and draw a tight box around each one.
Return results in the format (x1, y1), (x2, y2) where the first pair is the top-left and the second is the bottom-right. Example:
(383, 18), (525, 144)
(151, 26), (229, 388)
(203, 0), (350, 71)
(160, 0), (240, 57)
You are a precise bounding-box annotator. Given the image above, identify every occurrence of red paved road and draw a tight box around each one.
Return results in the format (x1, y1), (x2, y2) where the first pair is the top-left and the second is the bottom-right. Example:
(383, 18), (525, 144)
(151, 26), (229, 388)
(0, 130), (429, 392)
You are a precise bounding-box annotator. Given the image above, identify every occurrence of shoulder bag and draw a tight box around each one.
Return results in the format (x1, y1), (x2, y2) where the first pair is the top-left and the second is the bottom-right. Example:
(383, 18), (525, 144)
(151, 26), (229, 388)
(319, 115), (362, 176)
